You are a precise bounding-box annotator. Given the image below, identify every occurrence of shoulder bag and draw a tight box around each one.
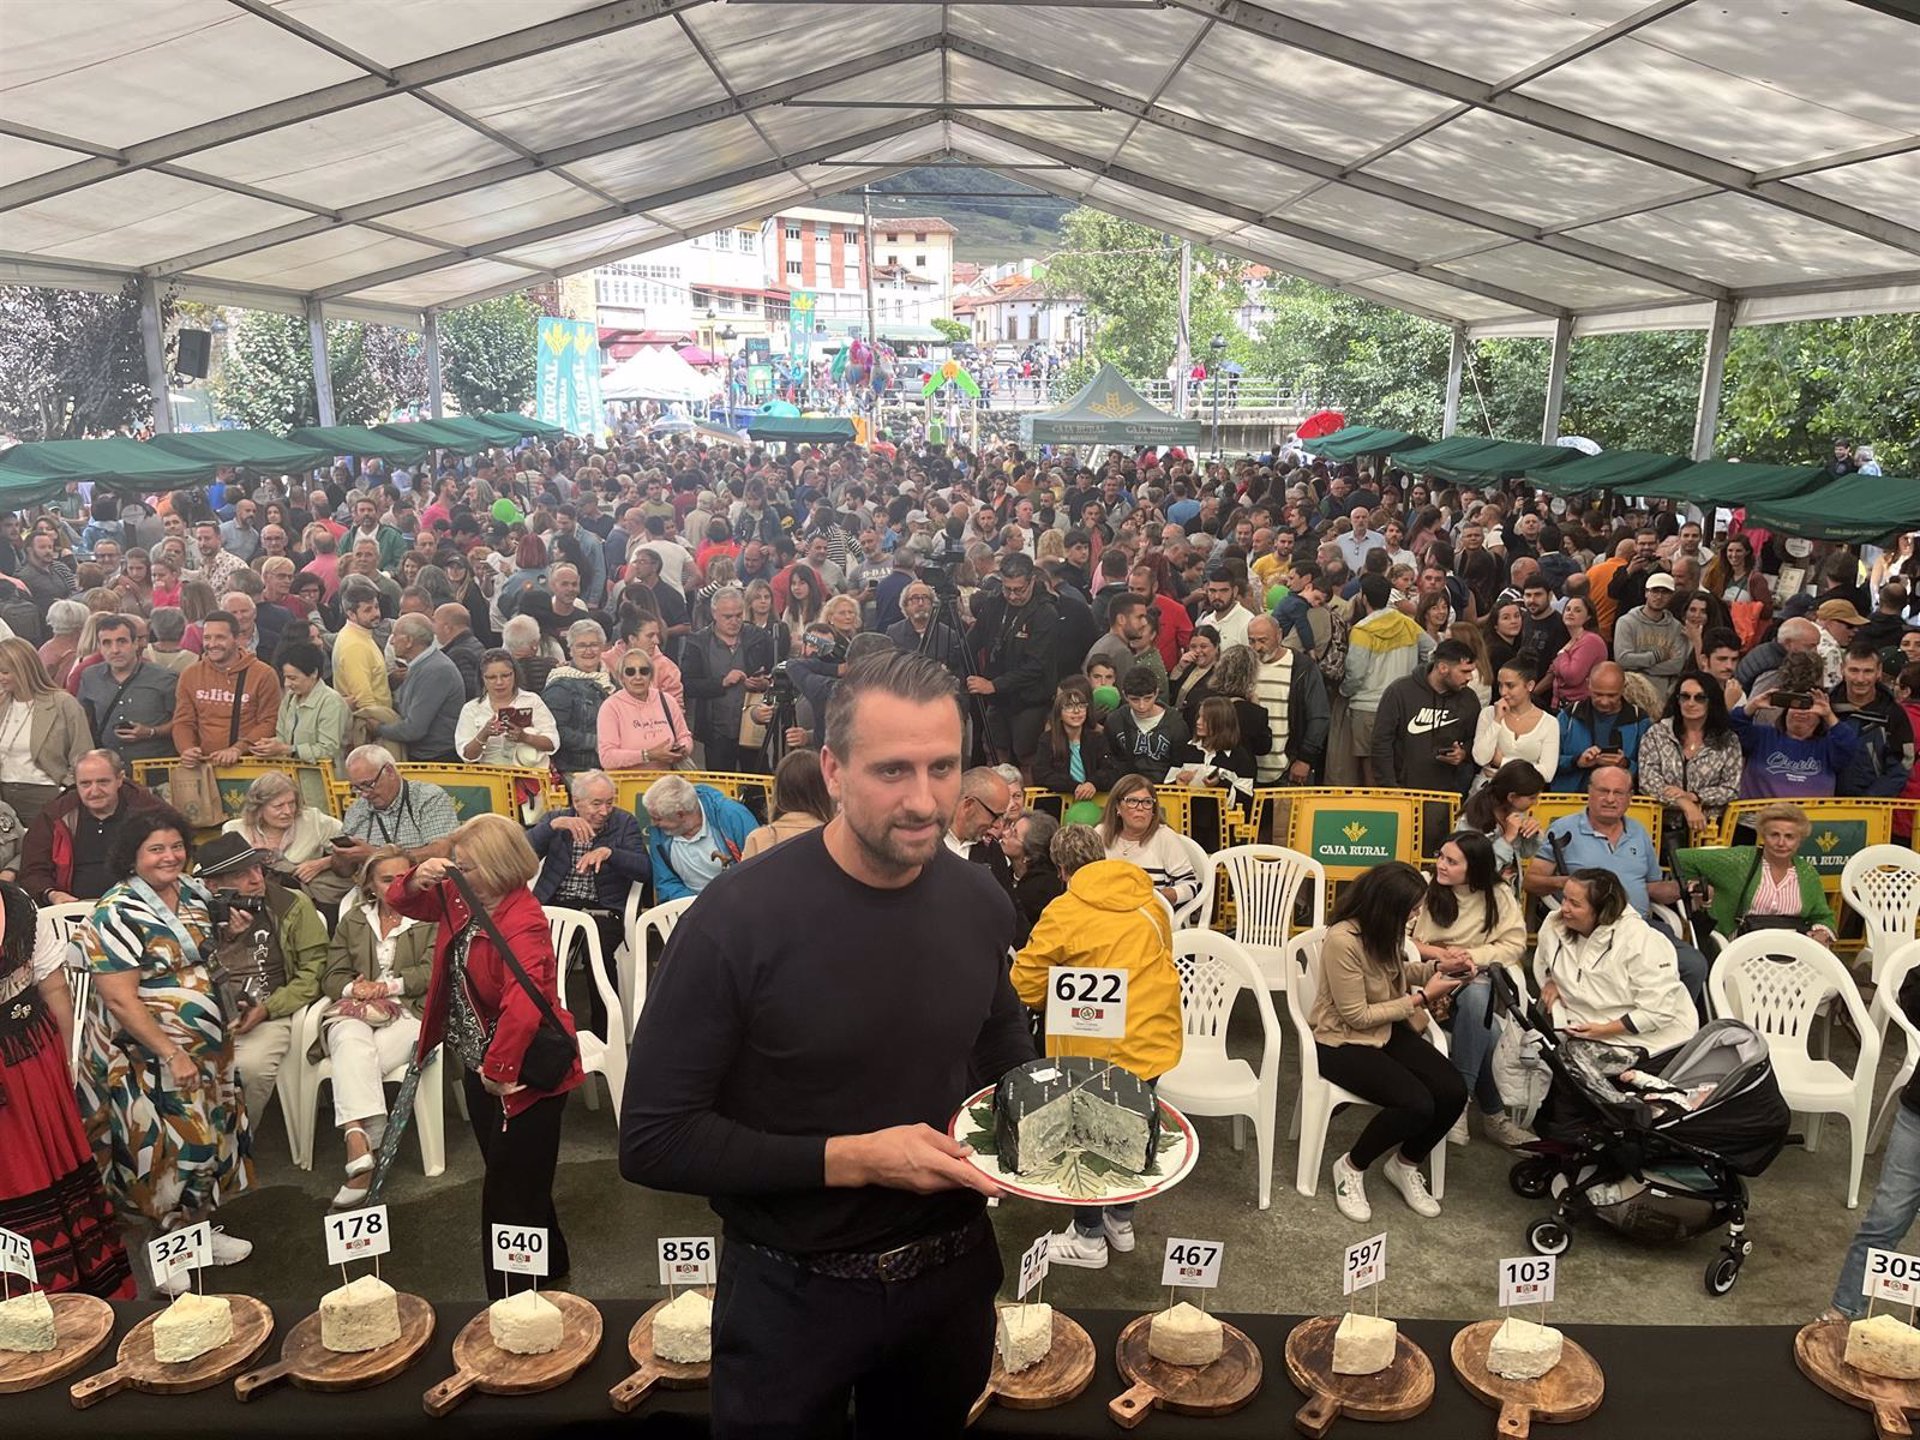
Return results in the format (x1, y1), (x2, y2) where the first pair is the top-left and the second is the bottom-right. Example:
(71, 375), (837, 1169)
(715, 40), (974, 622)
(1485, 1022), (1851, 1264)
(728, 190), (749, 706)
(449, 869), (575, 1092)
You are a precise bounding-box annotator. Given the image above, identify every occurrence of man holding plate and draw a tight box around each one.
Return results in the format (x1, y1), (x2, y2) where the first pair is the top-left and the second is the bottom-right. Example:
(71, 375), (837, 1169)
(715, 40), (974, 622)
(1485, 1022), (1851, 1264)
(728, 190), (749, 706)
(621, 650), (1034, 1437)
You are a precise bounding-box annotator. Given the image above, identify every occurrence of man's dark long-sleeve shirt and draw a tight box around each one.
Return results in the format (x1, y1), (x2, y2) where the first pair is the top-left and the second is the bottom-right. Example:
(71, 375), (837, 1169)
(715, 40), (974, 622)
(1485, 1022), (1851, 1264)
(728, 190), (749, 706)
(619, 828), (1035, 1254)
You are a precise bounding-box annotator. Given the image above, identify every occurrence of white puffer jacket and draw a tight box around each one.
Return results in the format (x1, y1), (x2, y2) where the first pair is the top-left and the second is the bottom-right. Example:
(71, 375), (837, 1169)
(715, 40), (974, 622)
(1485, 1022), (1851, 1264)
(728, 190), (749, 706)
(1536, 905), (1699, 1057)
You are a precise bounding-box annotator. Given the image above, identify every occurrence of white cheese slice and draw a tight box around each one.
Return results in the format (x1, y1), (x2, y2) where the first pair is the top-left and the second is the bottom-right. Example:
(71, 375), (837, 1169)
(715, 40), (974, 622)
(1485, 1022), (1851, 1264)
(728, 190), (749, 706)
(488, 1290), (564, 1356)
(319, 1274), (402, 1354)
(152, 1292), (234, 1364)
(1332, 1311), (1397, 1375)
(996, 1302), (1053, 1374)
(1487, 1315), (1563, 1381)
(0, 1290), (56, 1353)
(1846, 1313), (1920, 1380)
(1148, 1301), (1223, 1367)
(653, 1289), (713, 1365)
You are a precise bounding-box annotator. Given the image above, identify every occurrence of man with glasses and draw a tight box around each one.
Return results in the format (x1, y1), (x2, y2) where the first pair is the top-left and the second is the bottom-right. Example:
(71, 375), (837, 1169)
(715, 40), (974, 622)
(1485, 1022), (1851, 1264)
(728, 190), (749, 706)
(681, 584), (776, 774)
(944, 765), (1015, 898)
(331, 743), (459, 875)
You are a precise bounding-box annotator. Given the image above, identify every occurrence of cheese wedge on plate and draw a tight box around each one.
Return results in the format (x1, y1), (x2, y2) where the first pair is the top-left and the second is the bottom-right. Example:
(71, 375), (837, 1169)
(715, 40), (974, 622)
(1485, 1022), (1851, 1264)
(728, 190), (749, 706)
(1845, 1313), (1920, 1380)
(996, 1303), (1053, 1374)
(1332, 1312), (1397, 1375)
(153, 1293), (234, 1364)
(488, 1290), (564, 1356)
(1487, 1315), (1563, 1381)
(320, 1274), (402, 1354)
(0, 1290), (56, 1353)
(653, 1289), (713, 1365)
(1148, 1302), (1223, 1367)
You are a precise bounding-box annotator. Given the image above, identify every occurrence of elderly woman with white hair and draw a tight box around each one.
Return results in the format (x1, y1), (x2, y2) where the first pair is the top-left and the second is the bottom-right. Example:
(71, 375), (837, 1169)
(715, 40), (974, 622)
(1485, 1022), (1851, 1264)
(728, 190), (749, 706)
(222, 769), (345, 889)
(543, 620), (616, 774)
(501, 613), (558, 693)
(38, 598), (90, 688)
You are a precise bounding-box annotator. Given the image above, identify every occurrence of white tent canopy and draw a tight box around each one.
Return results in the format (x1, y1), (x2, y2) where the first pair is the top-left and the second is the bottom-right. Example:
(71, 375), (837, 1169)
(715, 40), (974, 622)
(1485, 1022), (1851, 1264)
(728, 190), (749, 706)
(601, 344), (720, 404)
(1, 1), (1914, 340)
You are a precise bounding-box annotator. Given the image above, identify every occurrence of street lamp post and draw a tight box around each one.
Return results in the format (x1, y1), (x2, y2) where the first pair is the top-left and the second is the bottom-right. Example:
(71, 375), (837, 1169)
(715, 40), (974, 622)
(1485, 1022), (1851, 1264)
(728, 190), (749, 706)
(1209, 332), (1227, 458)
(719, 323), (738, 419)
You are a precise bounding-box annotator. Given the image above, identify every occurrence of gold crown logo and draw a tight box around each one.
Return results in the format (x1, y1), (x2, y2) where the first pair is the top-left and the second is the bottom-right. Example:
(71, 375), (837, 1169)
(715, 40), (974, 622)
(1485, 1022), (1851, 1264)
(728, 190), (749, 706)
(1816, 830), (1840, 853)
(1087, 389), (1141, 419)
(1343, 821), (1369, 843)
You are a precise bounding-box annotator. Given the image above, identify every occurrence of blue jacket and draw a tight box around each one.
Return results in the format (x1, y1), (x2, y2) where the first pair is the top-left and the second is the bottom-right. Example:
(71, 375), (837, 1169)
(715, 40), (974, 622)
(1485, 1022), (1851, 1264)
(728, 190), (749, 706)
(1552, 699), (1651, 793)
(647, 784), (759, 901)
(529, 807), (650, 910)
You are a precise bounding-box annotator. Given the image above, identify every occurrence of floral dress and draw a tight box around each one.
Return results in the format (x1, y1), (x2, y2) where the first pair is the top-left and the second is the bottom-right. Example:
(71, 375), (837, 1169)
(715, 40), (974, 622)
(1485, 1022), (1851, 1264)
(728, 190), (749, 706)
(75, 876), (253, 1230)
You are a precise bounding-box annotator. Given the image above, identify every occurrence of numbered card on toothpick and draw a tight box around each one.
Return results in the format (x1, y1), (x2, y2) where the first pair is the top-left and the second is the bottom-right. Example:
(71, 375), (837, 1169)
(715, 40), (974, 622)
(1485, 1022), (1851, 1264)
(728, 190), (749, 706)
(491, 1223), (550, 1278)
(1017, 1234), (1050, 1301)
(146, 1221), (211, 1281)
(1045, 967), (1129, 1040)
(1161, 1238), (1224, 1290)
(1498, 1255), (1557, 1309)
(0, 1227), (35, 1285)
(1343, 1233), (1387, 1296)
(657, 1236), (716, 1288)
(324, 1206), (392, 1267)
(1866, 1248), (1920, 1304)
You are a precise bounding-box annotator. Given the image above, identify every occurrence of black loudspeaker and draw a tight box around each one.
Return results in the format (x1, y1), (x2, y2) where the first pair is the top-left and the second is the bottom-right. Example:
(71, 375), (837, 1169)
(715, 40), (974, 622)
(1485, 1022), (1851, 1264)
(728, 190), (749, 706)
(176, 328), (211, 379)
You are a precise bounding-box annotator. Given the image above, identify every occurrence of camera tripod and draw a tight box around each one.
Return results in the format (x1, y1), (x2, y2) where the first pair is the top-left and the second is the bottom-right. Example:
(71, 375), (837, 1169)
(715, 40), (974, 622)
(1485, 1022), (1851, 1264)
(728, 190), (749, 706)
(921, 577), (1001, 766)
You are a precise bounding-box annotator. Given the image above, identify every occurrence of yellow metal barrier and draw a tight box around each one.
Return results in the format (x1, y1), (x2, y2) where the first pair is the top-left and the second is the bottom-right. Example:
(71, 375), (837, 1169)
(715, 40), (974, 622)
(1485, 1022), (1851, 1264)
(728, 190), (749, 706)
(1273, 787), (1461, 882)
(132, 759), (340, 825)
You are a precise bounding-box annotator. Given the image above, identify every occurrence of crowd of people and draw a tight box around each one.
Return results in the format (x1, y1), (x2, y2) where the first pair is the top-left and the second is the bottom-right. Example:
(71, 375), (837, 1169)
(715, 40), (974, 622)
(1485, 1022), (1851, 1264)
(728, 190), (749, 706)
(0, 425), (1914, 1415)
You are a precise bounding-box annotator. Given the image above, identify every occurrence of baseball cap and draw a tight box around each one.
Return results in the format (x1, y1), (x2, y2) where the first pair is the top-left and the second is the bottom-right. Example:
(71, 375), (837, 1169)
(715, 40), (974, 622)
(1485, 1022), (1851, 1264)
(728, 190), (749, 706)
(1645, 572), (1676, 591)
(1817, 599), (1870, 625)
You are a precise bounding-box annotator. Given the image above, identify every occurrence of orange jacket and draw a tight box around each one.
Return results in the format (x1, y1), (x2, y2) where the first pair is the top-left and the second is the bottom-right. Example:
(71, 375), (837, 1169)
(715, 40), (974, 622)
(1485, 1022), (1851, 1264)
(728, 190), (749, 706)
(169, 654), (282, 753)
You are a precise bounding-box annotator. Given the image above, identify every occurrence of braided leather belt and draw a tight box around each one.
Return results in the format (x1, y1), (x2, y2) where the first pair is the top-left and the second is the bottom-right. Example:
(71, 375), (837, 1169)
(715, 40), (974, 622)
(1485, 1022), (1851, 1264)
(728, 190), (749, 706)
(747, 1216), (989, 1284)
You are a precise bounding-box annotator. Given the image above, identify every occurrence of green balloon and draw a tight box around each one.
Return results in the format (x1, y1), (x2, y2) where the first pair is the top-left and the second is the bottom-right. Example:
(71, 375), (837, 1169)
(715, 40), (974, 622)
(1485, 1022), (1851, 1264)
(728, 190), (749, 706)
(1266, 582), (1288, 610)
(1064, 800), (1105, 826)
(1091, 684), (1121, 712)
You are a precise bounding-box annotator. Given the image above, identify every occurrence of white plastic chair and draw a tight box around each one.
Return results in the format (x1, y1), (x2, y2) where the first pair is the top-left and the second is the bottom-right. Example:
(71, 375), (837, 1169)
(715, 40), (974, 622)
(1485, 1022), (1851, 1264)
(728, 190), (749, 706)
(548, 906), (627, 1112)
(1167, 833), (1216, 930)
(1843, 846), (1920, 988)
(1869, 939), (1920, 1155)
(289, 1000), (445, 1178)
(1710, 929), (1879, 1208)
(1157, 930), (1282, 1209)
(623, 896), (694, 1039)
(1215, 844), (1326, 990)
(1283, 928), (1446, 1202)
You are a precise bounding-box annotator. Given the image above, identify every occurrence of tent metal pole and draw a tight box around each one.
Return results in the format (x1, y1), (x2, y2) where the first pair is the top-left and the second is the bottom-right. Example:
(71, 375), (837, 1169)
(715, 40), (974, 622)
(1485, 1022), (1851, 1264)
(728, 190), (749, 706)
(1541, 314), (1572, 443)
(1442, 324), (1466, 438)
(307, 300), (336, 427)
(1174, 240), (1192, 418)
(138, 276), (174, 435)
(1692, 299), (1732, 461)
(424, 310), (445, 420)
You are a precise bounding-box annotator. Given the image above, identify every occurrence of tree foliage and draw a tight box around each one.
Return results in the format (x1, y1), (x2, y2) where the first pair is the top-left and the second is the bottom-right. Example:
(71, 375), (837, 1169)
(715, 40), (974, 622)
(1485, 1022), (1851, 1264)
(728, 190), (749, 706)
(930, 317), (970, 343)
(1045, 210), (1248, 382)
(214, 310), (386, 430)
(0, 282), (154, 439)
(363, 324), (429, 415)
(441, 295), (539, 416)
(1718, 315), (1919, 474)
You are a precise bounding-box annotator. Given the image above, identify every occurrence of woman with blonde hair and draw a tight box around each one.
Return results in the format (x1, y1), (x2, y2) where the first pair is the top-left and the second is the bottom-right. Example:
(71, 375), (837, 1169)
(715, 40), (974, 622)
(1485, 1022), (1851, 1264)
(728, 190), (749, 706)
(396, 814), (579, 1297)
(316, 847), (433, 1208)
(1675, 800), (1837, 945)
(222, 769), (345, 890)
(38, 599), (89, 688)
(0, 638), (92, 826)
(1449, 620), (1495, 705)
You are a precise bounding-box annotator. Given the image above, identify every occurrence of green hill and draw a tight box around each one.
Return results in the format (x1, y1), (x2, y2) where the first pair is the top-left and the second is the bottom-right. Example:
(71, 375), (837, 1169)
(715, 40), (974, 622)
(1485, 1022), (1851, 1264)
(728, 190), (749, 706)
(818, 167), (1071, 264)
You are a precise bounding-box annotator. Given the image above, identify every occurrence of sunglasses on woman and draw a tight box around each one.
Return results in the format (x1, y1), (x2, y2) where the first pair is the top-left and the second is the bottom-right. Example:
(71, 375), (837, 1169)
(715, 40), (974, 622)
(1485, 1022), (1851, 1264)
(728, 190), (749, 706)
(623, 665), (652, 677)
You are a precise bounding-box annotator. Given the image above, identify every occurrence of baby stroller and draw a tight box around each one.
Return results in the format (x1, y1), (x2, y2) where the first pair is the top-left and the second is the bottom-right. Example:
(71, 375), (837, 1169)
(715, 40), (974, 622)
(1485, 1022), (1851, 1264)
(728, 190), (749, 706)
(1486, 967), (1791, 1295)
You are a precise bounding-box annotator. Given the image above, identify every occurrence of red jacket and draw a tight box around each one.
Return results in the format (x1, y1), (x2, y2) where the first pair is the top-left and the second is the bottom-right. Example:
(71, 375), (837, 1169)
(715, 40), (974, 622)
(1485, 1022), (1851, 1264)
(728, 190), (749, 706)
(390, 875), (582, 1117)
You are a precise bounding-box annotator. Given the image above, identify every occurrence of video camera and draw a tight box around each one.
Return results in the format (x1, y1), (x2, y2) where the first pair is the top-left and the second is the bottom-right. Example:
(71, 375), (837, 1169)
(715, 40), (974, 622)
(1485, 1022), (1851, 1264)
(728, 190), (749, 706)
(204, 889), (262, 930)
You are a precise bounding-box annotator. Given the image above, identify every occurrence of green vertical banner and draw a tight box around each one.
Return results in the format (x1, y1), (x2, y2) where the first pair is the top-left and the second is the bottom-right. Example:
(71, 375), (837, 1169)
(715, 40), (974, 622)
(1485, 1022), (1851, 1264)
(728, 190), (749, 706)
(535, 318), (602, 438)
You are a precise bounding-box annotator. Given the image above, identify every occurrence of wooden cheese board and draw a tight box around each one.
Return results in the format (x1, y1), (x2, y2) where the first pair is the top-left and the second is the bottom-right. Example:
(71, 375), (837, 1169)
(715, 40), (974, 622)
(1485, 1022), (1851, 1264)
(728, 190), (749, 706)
(609, 1289), (711, 1414)
(968, 1308), (1097, 1423)
(422, 1290), (601, 1416)
(0, 1293), (115, 1394)
(1796, 1316), (1920, 1439)
(1109, 1311), (1262, 1429)
(69, 1294), (275, 1408)
(1286, 1314), (1435, 1436)
(1450, 1319), (1603, 1438)
(234, 1291), (435, 1400)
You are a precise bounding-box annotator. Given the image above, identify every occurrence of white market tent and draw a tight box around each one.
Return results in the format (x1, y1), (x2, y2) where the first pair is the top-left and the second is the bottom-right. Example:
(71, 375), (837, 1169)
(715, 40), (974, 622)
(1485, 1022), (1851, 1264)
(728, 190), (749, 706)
(600, 344), (721, 404)
(3, 0), (1916, 449)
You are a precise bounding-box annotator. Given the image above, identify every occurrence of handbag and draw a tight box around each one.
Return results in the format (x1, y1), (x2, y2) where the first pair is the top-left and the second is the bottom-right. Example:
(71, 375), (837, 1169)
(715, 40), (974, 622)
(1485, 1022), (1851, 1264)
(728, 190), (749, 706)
(448, 869), (574, 1092)
(171, 762), (224, 828)
(1728, 848), (1814, 936)
(329, 993), (404, 1026)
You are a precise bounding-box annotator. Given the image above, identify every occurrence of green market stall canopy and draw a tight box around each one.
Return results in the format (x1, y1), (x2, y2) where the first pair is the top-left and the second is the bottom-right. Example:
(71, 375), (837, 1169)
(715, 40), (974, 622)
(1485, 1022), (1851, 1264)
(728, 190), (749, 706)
(1746, 474), (1920, 544)
(745, 415), (857, 444)
(1301, 425), (1427, 461)
(1390, 436), (1578, 483)
(149, 429), (337, 472)
(1019, 365), (1202, 448)
(1524, 450), (1691, 496)
(0, 436), (217, 504)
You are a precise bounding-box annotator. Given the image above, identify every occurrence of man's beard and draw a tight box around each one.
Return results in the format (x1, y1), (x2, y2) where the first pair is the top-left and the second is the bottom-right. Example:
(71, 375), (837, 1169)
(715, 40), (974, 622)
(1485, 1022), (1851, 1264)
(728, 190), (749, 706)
(845, 805), (944, 877)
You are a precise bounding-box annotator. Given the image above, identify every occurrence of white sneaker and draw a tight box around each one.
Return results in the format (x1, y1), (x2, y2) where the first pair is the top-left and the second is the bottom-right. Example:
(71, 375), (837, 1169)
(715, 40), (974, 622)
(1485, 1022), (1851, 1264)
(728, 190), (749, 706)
(1045, 1227), (1110, 1270)
(1103, 1215), (1136, 1253)
(209, 1227), (253, 1266)
(1382, 1155), (1442, 1218)
(1331, 1154), (1372, 1223)
(1447, 1113), (1470, 1147)
(1481, 1111), (1539, 1150)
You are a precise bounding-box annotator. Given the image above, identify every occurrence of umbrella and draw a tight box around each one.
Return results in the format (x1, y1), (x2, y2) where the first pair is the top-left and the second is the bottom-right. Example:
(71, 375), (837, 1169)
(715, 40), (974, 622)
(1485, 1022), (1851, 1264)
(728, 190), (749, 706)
(1220, 362), (1244, 376)
(757, 400), (801, 418)
(1556, 435), (1602, 456)
(364, 1050), (433, 1205)
(1296, 409), (1347, 440)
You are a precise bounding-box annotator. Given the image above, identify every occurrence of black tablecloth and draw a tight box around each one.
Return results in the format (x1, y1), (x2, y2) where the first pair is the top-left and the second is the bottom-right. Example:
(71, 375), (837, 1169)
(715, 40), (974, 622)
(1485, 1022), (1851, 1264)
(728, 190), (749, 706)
(6, 1300), (1879, 1438)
